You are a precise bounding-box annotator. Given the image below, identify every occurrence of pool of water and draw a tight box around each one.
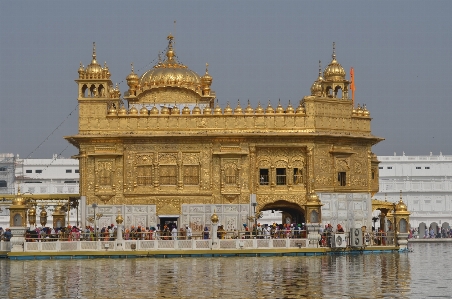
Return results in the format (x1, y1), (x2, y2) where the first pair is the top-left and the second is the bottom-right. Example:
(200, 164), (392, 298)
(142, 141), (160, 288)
(0, 243), (450, 298)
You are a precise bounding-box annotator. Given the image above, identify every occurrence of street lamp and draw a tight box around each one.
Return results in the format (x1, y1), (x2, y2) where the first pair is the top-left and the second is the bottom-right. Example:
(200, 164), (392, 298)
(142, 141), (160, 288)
(92, 203), (97, 240)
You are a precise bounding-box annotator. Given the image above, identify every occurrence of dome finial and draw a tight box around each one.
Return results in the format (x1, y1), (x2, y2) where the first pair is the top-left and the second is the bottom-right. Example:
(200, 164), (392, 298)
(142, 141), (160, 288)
(131, 63), (134, 73)
(318, 60), (322, 77)
(166, 33), (175, 60)
(205, 63), (209, 74)
(92, 42), (96, 61)
(332, 42), (336, 61)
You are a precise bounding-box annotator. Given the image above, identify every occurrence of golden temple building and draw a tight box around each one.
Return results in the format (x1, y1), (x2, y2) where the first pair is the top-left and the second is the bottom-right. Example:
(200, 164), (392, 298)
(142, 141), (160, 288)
(66, 35), (383, 233)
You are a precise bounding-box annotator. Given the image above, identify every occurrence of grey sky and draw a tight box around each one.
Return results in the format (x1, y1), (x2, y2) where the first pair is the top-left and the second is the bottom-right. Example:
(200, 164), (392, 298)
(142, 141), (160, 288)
(1, 1), (451, 159)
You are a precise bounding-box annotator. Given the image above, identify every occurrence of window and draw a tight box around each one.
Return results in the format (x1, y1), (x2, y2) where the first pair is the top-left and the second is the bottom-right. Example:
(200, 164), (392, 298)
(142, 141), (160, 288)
(415, 167), (421, 170)
(66, 169), (72, 173)
(183, 165), (199, 185)
(0, 180), (6, 187)
(0, 167), (6, 171)
(293, 168), (303, 185)
(276, 168), (286, 185)
(75, 169), (79, 173)
(259, 169), (269, 185)
(379, 167), (383, 169)
(425, 167), (430, 169)
(224, 166), (236, 185)
(160, 165), (177, 185)
(64, 181), (77, 184)
(137, 165), (152, 186)
(26, 170), (32, 173)
(338, 172), (346, 186)
(35, 170), (42, 173)
(387, 167), (392, 169)
(372, 171), (375, 180)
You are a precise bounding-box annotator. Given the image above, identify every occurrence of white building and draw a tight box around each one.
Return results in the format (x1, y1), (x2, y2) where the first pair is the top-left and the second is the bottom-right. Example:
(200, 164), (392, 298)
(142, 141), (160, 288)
(0, 153), (16, 195)
(0, 155), (80, 229)
(376, 152), (452, 235)
(15, 154), (79, 195)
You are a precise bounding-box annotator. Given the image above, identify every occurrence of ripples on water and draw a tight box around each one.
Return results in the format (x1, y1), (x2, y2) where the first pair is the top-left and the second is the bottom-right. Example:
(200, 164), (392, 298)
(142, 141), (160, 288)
(0, 243), (451, 299)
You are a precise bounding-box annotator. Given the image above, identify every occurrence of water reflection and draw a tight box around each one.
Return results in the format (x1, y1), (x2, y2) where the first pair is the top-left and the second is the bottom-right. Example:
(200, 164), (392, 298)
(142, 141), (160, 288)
(1, 243), (451, 298)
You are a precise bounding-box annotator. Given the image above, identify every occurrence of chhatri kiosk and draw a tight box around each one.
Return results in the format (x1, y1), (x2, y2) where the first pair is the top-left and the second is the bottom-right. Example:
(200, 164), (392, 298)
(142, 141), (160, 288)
(66, 35), (383, 237)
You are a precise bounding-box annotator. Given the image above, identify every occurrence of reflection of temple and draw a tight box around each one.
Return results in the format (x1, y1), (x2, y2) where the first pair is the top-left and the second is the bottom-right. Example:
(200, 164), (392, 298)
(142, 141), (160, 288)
(66, 35), (382, 233)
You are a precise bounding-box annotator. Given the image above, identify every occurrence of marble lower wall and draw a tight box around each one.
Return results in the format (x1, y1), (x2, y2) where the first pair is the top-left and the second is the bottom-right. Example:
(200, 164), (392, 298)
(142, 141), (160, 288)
(320, 192), (372, 231)
(86, 204), (252, 234)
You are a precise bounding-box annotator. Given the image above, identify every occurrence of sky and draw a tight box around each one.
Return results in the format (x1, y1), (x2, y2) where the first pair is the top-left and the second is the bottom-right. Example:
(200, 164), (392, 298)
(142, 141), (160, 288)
(1, 1), (451, 159)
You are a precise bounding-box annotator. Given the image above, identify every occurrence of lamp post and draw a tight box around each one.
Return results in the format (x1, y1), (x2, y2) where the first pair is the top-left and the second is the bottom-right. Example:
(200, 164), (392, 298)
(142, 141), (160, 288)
(92, 203), (97, 241)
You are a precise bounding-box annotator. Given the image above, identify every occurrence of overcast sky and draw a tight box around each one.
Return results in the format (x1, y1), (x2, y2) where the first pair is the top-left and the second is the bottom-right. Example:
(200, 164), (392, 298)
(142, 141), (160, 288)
(1, 1), (451, 159)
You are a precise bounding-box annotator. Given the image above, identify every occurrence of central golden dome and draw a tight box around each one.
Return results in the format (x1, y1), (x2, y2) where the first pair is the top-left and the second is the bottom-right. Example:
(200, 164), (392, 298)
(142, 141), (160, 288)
(139, 34), (202, 90)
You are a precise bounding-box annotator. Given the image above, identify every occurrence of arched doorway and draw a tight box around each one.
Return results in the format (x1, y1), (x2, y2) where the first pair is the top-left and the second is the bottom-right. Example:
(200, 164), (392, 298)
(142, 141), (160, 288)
(260, 200), (305, 225)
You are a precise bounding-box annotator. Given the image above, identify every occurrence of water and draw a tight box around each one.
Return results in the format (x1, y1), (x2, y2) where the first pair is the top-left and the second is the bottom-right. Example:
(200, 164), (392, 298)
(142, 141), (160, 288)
(0, 243), (451, 299)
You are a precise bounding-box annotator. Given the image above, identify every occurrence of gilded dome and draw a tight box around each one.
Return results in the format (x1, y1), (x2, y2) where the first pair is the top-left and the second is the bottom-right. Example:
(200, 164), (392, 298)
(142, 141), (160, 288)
(323, 43), (346, 80)
(172, 105), (180, 115)
(201, 63), (213, 86)
(78, 62), (85, 76)
(192, 104), (202, 115)
(182, 105), (191, 115)
(395, 200), (408, 212)
(286, 101), (295, 114)
(139, 35), (202, 91)
(245, 100), (254, 114)
(255, 102), (264, 114)
(311, 61), (324, 96)
(307, 192), (320, 203)
(234, 101), (243, 114)
(129, 105), (138, 115)
(356, 104), (363, 116)
(275, 100), (284, 114)
(265, 102), (275, 114)
(118, 105), (127, 115)
(296, 102), (305, 114)
(363, 104), (370, 117)
(150, 105), (159, 115)
(161, 105), (170, 115)
(203, 105), (212, 115)
(85, 42), (103, 76)
(108, 104), (117, 115)
(224, 102), (233, 115)
(12, 188), (25, 206)
(214, 102), (223, 115)
(139, 106), (148, 115)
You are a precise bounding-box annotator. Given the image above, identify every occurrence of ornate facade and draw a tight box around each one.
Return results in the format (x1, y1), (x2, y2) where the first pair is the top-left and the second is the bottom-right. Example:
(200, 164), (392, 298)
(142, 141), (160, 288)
(66, 36), (382, 233)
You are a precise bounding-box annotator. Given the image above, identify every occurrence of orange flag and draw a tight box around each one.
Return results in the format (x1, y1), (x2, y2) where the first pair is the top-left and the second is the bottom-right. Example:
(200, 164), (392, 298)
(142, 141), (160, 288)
(350, 67), (355, 105)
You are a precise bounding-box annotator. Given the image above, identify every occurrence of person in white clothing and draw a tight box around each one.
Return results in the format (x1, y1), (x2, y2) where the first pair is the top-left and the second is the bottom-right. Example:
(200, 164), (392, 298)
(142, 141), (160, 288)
(186, 225), (192, 240)
(171, 226), (178, 240)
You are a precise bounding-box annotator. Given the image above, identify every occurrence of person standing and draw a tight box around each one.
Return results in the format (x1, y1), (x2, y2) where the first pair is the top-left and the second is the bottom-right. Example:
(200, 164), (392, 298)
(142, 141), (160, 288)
(171, 225), (178, 240)
(186, 225), (192, 240)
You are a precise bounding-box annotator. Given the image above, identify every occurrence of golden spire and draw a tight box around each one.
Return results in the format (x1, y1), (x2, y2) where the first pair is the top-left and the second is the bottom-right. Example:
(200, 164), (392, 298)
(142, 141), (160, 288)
(92, 42), (97, 63)
(318, 60), (322, 78)
(332, 42), (336, 62)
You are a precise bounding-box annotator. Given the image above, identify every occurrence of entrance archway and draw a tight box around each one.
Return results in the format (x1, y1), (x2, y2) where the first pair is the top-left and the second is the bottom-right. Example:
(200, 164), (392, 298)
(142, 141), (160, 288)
(260, 200), (305, 225)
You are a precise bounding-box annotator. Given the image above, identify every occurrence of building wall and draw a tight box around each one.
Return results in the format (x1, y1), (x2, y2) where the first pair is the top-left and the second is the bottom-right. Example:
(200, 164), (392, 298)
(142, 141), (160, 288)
(0, 155), (80, 229)
(376, 153), (452, 231)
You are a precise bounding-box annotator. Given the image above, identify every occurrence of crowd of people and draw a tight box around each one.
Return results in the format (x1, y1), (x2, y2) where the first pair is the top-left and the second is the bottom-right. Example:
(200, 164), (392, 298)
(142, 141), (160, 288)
(409, 227), (452, 239)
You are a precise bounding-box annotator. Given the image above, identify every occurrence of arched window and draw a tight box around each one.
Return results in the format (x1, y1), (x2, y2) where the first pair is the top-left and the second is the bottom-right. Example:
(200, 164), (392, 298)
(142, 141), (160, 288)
(0, 180), (7, 187)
